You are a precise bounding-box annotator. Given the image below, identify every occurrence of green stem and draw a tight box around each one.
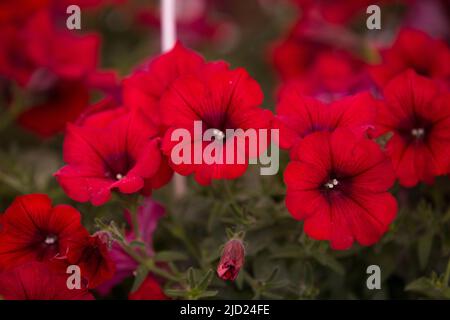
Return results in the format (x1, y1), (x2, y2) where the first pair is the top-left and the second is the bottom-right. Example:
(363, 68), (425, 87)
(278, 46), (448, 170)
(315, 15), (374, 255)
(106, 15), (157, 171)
(119, 195), (141, 240)
(119, 242), (146, 265)
(130, 207), (141, 240)
(0, 170), (28, 194)
(119, 240), (181, 283)
(145, 260), (180, 283)
(443, 257), (450, 286)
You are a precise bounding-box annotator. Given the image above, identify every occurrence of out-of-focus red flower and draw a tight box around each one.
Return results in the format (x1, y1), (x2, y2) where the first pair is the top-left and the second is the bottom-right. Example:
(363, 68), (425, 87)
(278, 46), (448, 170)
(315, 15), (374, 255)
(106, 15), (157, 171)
(0, 0), (124, 26)
(18, 80), (90, 137)
(299, 51), (371, 99)
(273, 87), (376, 152)
(284, 129), (397, 250)
(129, 276), (168, 300)
(66, 232), (115, 289)
(55, 110), (169, 206)
(96, 198), (165, 296)
(0, 261), (94, 300)
(271, 34), (325, 83)
(123, 41), (205, 132)
(23, 11), (99, 80)
(0, 10), (118, 137)
(370, 29), (450, 88)
(55, 0), (125, 11)
(270, 24), (369, 98)
(291, 0), (387, 25)
(217, 238), (245, 281)
(0, 26), (36, 86)
(374, 70), (450, 187)
(0, 0), (49, 26)
(267, 0), (378, 25)
(160, 61), (273, 185)
(0, 194), (87, 271)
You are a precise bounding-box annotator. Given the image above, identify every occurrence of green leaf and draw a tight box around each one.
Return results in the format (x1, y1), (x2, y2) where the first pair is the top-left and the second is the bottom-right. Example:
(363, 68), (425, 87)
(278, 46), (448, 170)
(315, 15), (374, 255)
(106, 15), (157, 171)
(406, 277), (450, 299)
(187, 267), (196, 288)
(129, 240), (147, 249)
(197, 269), (214, 291)
(226, 228), (235, 239)
(197, 290), (218, 298)
(165, 289), (188, 298)
(130, 264), (149, 293)
(417, 233), (434, 270)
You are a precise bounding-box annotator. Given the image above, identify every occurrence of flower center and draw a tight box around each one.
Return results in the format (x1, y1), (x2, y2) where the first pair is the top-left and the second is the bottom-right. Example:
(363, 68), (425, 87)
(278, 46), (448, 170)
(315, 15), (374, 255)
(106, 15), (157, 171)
(104, 152), (135, 182)
(44, 235), (57, 245)
(411, 128), (425, 139)
(212, 128), (225, 141)
(324, 178), (339, 190)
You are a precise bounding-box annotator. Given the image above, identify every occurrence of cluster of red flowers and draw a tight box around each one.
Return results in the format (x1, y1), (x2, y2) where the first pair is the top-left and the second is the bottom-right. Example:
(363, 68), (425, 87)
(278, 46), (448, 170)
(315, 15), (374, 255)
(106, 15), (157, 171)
(273, 1), (450, 249)
(56, 40), (272, 201)
(0, 194), (169, 300)
(1, 25), (273, 298)
(0, 194), (113, 299)
(0, 2), (118, 137)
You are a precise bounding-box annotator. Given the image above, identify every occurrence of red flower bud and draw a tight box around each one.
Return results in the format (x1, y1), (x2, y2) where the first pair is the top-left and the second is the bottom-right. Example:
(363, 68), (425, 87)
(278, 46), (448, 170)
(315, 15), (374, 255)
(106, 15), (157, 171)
(217, 239), (245, 281)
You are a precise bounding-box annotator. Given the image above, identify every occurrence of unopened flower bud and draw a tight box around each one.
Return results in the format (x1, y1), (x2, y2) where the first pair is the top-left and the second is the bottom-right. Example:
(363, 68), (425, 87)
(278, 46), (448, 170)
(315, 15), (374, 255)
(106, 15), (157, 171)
(217, 238), (245, 281)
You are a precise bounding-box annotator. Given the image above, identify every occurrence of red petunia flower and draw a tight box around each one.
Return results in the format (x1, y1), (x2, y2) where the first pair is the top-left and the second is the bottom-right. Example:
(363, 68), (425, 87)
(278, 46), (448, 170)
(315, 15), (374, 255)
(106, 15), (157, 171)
(0, 0), (123, 26)
(128, 276), (168, 300)
(0, 261), (94, 300)
(374, 70), (450, 187)
(23, 11), (99, 80)
(123, 41), (205, 131)
(370, 29), (450, 88)
(18, 80), (90, 137)
(217, 238), (245, 281)
(0, 10), (118, 137)
(0, 0), (48, 26)
(270, 33), (325, 83)
(0, 25), (36, 86)
(160, 61), (273, 185)
(270, 25), (369, 98)
(0, 194), (87, 271)
(55, 110), (168, 206)
(273, 86), (376, 152)
(291, 0), (390, 25)
(297, 51), (370, 99)
(284, 129), (397, 250)
(78, 99), (174, 193)
(66, 232), (115, 289)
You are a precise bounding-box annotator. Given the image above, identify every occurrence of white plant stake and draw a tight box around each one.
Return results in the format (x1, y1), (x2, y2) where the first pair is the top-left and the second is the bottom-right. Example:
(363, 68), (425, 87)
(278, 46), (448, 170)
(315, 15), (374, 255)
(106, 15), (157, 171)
(161, 0), (176, 52)
(161, 0), (186, 197)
